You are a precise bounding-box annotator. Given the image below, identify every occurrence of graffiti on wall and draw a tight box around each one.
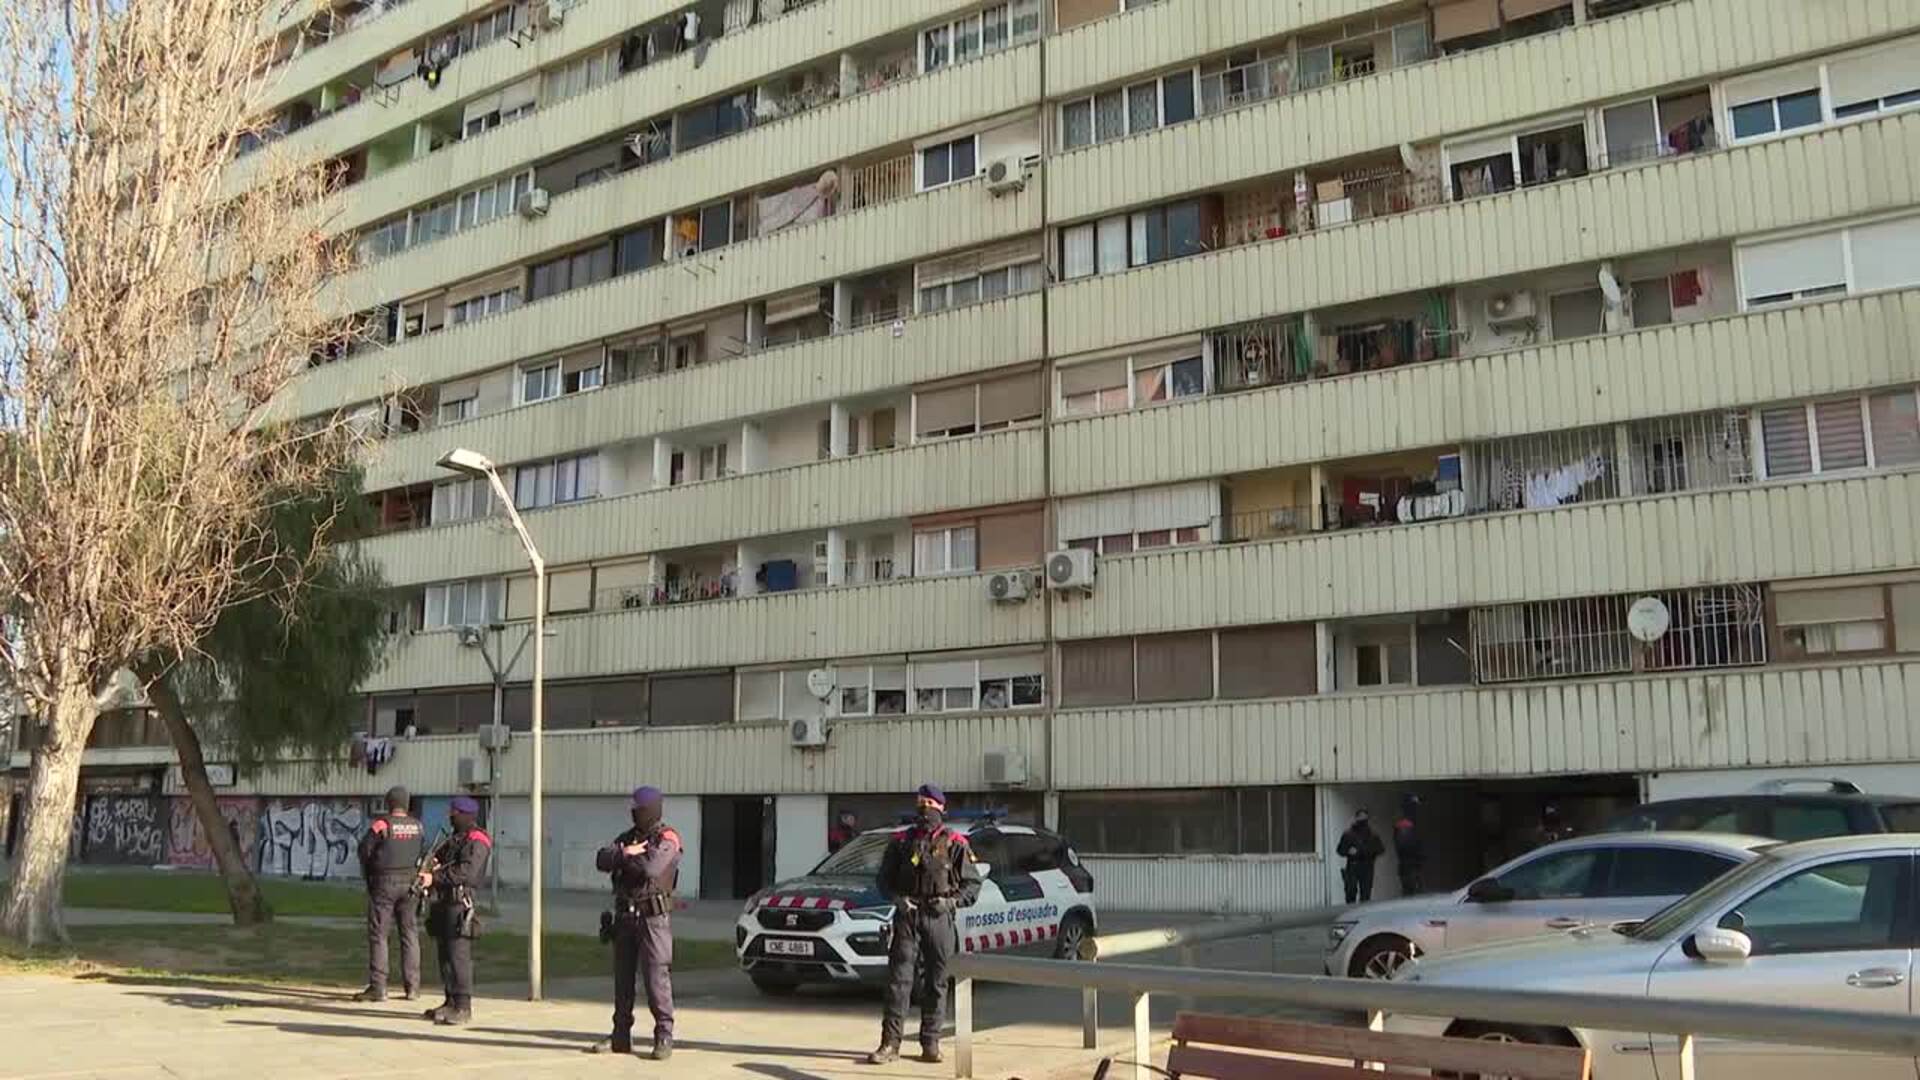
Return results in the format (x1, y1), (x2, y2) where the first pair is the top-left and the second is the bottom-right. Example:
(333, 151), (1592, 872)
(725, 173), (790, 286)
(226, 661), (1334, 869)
(83, 794), (167, 865)
(258, 797), (370, 880)
(165, 796), (262, 871)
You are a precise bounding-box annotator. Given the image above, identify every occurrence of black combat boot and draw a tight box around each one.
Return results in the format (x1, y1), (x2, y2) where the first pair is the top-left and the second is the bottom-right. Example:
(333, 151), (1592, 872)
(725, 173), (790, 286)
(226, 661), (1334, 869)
(650, 1036), (673, 1061)
(351, 986), (385, 1003)
(422, 1001), (449, 1022)
(865, 1041), (900, 1065)
(399, 985), (419, 1001)
(919, 1038), (943, 1064)
(436, 996), (472, 1026)
(588, 1034), (633, 1055)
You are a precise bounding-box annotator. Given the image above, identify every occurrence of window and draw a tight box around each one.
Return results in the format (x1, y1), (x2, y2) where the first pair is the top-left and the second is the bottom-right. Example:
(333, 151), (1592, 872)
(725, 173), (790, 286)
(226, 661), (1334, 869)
(528, 244), (614, 301)
(451, 170), (532, 233)
(1059, 71), (1196, 149)
(1058, 787), (1315, 855)
(1059, 357), (1130, 416)
(1759, 395), (1899, 478)
(1604, 847), (1739, 897)
(513, 453), (599, 509)
(543, 46), (616, 106)
(431, 477), (489, 523)
(438, 393), (476, 424)
(1549, 288), (1605, 340)
(913, 526), (978, 575)
(1495, 848), (1604, 900)
(677, 93), (752, 152)
(448, 287), (519, 325)
(920, 136), (978, 190)
(979, 673), (1044, 709)
(1776, 584), (1891, 659)
(1131, 354), (1204, 404)
(913, 665), (976, 713)
(1729, 88), (1823, 141)
(922, 2), (1038, 74)
(1352, 625), (1414, 688)
(617, 223), (663, 275)
(423, 578), (505, 630)
(521, 363), (560, 404)
(1130, 199), (1208, 266)
(1722, 856), (1909, 955)
(695, 442), (728, 481)
(920, 261), (1043, 311)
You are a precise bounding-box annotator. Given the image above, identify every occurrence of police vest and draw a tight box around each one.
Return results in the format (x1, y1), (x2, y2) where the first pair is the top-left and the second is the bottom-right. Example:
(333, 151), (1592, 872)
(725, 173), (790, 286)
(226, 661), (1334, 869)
(888, 829), (960, 900)
(370, 815), (426, 876)
(613, 824), (680, 902)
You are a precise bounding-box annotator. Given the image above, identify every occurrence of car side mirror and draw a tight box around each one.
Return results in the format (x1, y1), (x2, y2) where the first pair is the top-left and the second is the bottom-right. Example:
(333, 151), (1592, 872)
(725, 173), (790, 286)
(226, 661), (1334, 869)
(1688, 927), (1753, 964)
(973, 861), (993, 879)
(1466, 877), (1513, 904)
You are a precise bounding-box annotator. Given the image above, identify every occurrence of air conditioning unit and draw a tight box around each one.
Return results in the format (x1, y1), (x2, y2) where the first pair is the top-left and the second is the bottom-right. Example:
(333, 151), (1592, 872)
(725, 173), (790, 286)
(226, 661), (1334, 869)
(477, 724), (511, 751)
(1045, 549), (1097, 593)
(983, 747), (1029, 788)
(535, 0), (566, 30)
(1483, 289), (1537, 326)
(789, 715), (828, 749)
(456, 756), (488, 788)
(986, 570), (1031, 604)
(516, 187), (551, 218)
(985, 156), (1028, 196)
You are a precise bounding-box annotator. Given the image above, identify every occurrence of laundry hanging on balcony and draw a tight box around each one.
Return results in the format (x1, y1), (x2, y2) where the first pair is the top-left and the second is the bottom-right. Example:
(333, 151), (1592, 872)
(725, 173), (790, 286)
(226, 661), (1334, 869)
(1523, 454), (1608, 509)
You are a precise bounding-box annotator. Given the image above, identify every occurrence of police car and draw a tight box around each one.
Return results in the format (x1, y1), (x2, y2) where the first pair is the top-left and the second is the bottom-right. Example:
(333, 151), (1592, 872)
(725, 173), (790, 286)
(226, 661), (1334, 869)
(735, 814), (1098, 993)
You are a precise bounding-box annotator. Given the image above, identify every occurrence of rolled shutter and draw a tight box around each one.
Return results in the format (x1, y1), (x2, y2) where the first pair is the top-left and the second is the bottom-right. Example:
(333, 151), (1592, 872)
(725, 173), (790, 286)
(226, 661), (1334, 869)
(1135, 632), (1213, 703)
(548, 568), (592, 613)
(1500, 0), (1569, 18)
(1132, 482), (1218, 532)
(1057, 491), (1133, 542)
(1775, 586), (1885, 625)
(463, 91), (504, 126)
(499, 76), (539, 114)
(979, 370), (1042, 426)
(979, 508), (1045, 569)
(1827, 38), (1920, 107)
(1723, 63), (1820, 109)
(1738, 231), (1846, 302)
(1849, 214), (1920, 293)
(1432, 0), (1499, 43)
(1217, 624), (1316, 699)
(1761, 405), (1813, 477)
(649, 672), (733, 726)
(1060, 639), (1134, 706)
(1060, 357), (1128, 397)
(915, 385), (977, 435)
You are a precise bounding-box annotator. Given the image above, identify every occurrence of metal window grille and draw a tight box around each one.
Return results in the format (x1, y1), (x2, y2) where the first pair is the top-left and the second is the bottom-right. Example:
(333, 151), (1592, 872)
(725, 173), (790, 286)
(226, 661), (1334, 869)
(1473, 584), (1767, 685)
(1207, 316), (1310, 393)
(1468, 424), (1621, 514)
(1627, 410), (1753, 495)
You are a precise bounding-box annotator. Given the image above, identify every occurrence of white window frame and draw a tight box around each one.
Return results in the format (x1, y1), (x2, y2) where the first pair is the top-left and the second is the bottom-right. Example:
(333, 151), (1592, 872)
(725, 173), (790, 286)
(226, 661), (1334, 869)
(1059, 68), (1197, 150)
(1440, 110), (1587, 201)
(913, 525), (978, 576)
(438, 393), (476, 424)
(919, 2), (1038, 76)
(513, 452), (600, 510)
(917, 134), (979, 191)
(431, 476), (489, 524)
(520, 361), (561, 404)
(918, 260), (1043, 313)
(448, 287), (519, 326)
(423, 577), (505, 630)
(1128, 351), (1209, 407)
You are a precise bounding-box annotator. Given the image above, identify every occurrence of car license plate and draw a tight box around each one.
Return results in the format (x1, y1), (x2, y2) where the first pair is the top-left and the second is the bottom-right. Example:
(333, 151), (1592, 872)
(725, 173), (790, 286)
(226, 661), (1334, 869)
(764, 938), (813, 957)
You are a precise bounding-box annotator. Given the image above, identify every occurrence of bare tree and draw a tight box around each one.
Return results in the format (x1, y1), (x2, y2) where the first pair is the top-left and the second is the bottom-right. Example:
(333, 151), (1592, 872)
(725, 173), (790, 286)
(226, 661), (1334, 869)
(0, 0), (357, 946)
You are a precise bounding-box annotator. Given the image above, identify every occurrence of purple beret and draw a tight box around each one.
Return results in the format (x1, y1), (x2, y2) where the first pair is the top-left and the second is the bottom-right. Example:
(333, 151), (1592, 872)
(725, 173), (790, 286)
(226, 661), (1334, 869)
(450, 795), (480, 815)
(916, 784), (947, 809)
(631, 785), (664, 808)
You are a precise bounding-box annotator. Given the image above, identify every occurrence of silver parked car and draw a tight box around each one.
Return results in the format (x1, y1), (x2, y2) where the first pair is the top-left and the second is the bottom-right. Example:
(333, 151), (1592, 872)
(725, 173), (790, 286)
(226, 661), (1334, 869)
(1325, 832), (1770, 978)
(1385, 835), (1920, 1080)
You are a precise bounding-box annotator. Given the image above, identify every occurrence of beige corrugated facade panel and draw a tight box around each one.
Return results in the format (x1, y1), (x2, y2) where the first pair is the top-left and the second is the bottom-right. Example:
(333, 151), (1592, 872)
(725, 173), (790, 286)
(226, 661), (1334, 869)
(334, 43), (1043, 307)
(292, 178), (1042, 420)
(1055, 472), (1920, 639)
(205, 736), (481, 798)
(238, 0), (975, 205)
(365, 293), (1044, 491)
(1046, 0), (1389, 98)
(1045, 0), (1920, 226)
(1051, 290), (1920, 496)
(488, 711), (1048, 795)
(1051, 659), (1920, 787)
(358, 426), (1045, 585)
(366, 570), (1045, 691)
(1084, 856), (1326, 913)
(1050, 112), (1920, 357)
(258, 0), (482, 115)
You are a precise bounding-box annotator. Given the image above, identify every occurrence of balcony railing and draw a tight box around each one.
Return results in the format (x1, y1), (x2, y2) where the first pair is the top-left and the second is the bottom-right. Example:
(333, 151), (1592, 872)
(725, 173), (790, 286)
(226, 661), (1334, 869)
(1472, 584), (1767, 684)
(844, 557), (897, 585)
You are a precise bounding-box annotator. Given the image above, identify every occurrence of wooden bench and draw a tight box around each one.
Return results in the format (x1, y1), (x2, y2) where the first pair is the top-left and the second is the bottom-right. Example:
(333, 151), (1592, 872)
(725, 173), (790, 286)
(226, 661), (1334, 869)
(1163, 1012), (1591, 1079)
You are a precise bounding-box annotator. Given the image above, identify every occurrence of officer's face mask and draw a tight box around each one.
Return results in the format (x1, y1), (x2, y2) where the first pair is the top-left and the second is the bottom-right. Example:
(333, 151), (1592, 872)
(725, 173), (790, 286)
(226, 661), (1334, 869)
(631, 804), (662, 832)
(916, 802), (943, 829)
(450, 811), (476, 832)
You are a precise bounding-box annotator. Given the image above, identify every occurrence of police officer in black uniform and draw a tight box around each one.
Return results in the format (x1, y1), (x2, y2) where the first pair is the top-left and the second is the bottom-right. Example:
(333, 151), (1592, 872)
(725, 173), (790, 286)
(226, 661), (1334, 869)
(866, 784), (981, 1066)
(420, 795), (490, 1026)
(354, 786), (425, 1002)
(589, 785), (684, 1061)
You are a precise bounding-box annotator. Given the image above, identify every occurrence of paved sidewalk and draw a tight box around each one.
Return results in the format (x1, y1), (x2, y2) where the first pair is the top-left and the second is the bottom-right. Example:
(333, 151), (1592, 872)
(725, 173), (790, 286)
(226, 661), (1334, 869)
(0, 969), (1150, 1080)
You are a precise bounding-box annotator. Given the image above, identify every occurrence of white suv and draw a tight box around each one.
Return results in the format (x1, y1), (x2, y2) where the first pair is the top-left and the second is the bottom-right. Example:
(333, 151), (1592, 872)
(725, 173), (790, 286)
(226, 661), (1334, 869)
(735, 817), (1098, 994)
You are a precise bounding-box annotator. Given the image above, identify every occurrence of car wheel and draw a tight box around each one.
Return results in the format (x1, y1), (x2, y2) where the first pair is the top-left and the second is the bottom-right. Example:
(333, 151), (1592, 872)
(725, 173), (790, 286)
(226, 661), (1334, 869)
(1349, 934), (1415, 980)
(1438, 1023), (1580, 1080)
(750, 974), (799, 996)
(1053, 911), (1094, 960)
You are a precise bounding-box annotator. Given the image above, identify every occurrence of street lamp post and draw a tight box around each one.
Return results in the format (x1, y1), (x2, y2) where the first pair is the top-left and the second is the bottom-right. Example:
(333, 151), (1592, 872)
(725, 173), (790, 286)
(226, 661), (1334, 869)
(461, 622), (530, 914)
(437, 447), (547, 1002)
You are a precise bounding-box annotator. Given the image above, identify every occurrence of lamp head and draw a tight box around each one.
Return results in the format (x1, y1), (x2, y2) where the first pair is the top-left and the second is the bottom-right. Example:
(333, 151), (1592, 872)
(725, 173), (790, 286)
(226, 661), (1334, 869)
(436, 447), (495, 478)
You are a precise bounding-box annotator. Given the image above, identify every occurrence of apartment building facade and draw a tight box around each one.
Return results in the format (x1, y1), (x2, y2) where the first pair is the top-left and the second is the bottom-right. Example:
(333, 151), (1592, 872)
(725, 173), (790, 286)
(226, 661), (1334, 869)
(12, 0), (1920, 911)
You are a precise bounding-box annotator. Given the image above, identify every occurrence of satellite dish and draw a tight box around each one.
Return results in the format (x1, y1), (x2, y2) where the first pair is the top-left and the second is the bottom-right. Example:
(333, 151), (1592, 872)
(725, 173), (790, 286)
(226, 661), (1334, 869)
(1627, 596), (1671, 643)
(805, 668), (836, 700)
(1398, 141), (1419, 172)
(1598, 267), (1623, 307)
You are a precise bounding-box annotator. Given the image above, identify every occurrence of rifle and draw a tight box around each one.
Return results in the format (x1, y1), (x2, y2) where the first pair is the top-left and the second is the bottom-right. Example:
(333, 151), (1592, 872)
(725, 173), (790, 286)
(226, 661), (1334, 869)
(411, 826), (453, 918)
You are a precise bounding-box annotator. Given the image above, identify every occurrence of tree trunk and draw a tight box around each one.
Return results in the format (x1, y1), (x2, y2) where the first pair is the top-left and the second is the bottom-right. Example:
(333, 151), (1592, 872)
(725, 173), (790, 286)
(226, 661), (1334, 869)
(141, 664), (271, 926)
(0, 686), (96, 947)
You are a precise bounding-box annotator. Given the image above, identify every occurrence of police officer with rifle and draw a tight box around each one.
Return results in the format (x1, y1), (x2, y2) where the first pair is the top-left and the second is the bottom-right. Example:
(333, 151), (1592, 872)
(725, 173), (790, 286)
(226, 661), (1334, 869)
(417, 795), (490, 1026)
(590, 785), (683, 1061)
(354, 786), (425, 1002)
(866, 784), (981, 1066)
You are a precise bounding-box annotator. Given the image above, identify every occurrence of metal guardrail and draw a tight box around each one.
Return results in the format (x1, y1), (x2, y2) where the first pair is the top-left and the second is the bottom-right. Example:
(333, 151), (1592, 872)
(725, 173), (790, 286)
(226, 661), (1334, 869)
(950, 950), (1920, 1080)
